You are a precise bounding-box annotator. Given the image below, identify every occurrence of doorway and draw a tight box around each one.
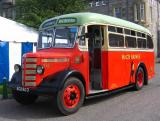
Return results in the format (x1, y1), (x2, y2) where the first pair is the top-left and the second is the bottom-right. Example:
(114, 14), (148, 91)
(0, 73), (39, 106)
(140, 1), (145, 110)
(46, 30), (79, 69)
(88, 25), (104, 90)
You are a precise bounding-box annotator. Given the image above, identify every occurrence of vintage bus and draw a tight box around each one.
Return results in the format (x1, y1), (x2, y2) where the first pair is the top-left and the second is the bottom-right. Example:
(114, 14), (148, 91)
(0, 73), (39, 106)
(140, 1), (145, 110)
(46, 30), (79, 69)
(9, 12), (154, 115)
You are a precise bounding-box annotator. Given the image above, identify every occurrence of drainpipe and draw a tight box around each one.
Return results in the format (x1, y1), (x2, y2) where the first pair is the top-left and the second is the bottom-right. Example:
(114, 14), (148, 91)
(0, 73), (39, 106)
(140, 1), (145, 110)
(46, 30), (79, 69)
(108, 0), (110, 15)
(157, 0), (160, 57)
(126, 0), (129, 20)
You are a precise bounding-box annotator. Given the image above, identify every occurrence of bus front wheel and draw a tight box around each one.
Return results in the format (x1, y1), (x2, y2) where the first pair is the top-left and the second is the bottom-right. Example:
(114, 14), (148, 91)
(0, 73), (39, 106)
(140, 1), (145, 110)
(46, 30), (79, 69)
(56, 77), (85, 115)
(134, 67), (144, 90)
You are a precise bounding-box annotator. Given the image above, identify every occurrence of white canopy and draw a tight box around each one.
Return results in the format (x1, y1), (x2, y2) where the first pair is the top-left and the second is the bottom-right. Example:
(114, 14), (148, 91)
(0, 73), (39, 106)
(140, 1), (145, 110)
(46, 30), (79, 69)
(0, 16), (38, 43)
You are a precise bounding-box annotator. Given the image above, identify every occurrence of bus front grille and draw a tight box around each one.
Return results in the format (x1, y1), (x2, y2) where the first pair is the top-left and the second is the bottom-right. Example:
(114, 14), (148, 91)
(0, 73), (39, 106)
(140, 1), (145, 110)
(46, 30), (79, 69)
(22, 58), (37, 87)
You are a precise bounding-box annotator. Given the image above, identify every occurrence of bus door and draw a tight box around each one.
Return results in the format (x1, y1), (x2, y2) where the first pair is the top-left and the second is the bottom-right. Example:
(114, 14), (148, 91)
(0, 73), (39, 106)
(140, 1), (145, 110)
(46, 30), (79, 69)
(88, 25), (104, 90)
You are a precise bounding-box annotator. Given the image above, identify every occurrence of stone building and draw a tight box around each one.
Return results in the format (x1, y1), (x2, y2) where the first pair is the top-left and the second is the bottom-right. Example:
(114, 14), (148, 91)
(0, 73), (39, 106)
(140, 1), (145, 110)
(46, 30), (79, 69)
(88, 0), (160, 57)
(0, 0), (15, 19)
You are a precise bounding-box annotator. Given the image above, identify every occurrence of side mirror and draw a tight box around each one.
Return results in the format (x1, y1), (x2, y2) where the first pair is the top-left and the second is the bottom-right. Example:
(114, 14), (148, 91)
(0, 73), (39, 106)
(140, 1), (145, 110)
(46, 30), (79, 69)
(79, 35), (86, 46)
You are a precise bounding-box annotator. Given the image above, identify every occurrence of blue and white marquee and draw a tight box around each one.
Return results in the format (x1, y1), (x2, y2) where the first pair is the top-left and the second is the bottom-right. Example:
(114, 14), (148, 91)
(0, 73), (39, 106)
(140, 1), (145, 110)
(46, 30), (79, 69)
(0, 17), (38, 83)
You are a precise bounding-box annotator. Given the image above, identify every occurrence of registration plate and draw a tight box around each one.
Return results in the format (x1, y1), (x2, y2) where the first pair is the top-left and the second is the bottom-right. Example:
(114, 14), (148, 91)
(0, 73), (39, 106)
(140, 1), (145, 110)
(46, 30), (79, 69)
(16, 87), (30, 93)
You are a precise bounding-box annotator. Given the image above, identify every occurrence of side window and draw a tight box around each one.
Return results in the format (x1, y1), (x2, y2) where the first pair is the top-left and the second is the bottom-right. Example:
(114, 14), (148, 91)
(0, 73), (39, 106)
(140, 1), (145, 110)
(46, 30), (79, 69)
(124, 29), (136, 36)
(137, 32), (145, 38)
(125, 36), (137, 48)
(131, 30), (136, 36)
(147, 35), (153, 49)
(124, 29), (130, 35)
(137, 38), (146, 48)
(108, 26), (123, 33)
(109, 34), (124, 47)
(108, 26), (116, 32)
(79, 27), (86, 46)
(137, 32), (142, 37)
(117, 27), (123, 33)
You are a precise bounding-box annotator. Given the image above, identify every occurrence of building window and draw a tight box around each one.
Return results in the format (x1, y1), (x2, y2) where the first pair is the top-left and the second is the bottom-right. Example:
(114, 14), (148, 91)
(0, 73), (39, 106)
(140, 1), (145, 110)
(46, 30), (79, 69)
(113, 7), (122, 18)
(140, 3), (145, 21)
(134, 4), (139, 21)
(134, 3), (145, 22)
(150, 7), (153, 22)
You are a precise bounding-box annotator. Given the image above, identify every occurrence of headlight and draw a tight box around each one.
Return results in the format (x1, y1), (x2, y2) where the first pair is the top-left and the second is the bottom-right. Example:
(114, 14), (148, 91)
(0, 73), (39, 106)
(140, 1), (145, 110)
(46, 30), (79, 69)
(36, 65), (44, 74)
(14, 64), (21, 73)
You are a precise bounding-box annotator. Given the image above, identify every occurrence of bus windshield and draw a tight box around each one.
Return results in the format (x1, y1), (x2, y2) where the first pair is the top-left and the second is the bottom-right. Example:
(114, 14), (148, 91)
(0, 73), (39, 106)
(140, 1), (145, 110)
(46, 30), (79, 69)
(38, 26), (78, 49)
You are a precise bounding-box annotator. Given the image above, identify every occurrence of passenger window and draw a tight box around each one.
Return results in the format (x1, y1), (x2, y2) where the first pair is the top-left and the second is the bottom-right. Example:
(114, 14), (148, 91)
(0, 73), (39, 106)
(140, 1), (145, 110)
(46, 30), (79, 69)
(124, 29), (130, 35)
(79, 27), (86, 46)
(125, 36), (137, 48)
(137, 32), (144, 37)
(137, 38), (146, 48)
(142, 33), (145, 38)
(147, 35), (153, 49)
(131, 30), (136, 36)
(109, 34), (124, 47)
(117, 27), (123, 33)
(137, 32), (141, 37)
(108, 26), (116, 32)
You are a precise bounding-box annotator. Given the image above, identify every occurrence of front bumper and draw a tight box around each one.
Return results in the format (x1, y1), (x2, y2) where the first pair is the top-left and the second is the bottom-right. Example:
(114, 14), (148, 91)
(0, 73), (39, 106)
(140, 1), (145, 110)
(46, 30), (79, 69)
(8, 82), (58, 95)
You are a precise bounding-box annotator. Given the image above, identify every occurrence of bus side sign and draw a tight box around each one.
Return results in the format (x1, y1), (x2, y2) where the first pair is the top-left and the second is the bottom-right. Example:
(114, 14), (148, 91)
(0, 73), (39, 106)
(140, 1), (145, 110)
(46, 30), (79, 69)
(58, 18), (77, 24)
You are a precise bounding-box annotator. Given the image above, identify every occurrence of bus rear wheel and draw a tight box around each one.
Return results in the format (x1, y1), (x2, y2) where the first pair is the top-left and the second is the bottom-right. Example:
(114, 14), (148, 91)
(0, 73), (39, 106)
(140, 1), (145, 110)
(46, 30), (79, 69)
(12, 90), (38, 105)
(134, 67), (144, 90)
(56, 77), (85, 115)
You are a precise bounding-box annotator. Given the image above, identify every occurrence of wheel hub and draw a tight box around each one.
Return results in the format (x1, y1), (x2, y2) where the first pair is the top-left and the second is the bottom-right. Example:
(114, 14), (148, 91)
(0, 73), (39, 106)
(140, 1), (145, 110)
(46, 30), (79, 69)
(70, 93), (77, 100)
(63, 84), (80, 108)
(137, 70), (143, 87)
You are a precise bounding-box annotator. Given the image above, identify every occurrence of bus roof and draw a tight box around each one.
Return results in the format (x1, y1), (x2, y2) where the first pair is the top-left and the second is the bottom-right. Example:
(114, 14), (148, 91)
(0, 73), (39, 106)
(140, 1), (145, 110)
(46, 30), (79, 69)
(39, 12), (151, 35)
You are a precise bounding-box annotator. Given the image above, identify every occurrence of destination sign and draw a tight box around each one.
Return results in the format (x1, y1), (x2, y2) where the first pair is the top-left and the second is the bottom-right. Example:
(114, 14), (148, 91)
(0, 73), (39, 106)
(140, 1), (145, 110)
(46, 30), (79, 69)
(42, 19), (57, 28)
(58, 18), (77, 24)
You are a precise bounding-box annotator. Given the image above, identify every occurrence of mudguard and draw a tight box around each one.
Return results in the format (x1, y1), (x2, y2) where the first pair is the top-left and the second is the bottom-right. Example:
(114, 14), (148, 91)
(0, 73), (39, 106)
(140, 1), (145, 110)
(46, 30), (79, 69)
(8, 69), (85, 94)
(43, 69), (85, 91)
(8, 71), (22, 87)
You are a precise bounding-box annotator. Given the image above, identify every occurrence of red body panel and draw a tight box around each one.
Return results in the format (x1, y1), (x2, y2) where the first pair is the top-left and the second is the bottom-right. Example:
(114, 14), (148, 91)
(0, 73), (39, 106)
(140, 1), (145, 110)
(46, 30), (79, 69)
(101, 50), (154, 90)
(24, 44), (90, 95)
(23, 43), (154, 95)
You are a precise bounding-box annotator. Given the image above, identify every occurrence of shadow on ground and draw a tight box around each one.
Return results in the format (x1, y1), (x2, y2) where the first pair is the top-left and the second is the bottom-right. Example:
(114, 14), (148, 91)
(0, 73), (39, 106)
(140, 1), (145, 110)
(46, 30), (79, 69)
(0, 87), (135, 120)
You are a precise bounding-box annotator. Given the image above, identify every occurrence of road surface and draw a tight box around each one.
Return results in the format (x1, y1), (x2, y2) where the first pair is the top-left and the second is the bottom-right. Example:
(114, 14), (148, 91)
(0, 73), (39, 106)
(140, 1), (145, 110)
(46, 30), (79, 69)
(0, 63), (160, 121)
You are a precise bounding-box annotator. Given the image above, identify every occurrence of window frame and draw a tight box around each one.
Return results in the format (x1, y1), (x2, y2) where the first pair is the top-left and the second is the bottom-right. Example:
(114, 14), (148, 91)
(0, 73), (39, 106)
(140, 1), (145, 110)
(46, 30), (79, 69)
(147, 35), (154, 49)
(108, 33), (125, 48)
(137, 37), (147, 49)
(134, 3), (146, 22)
(113, 7), (122, 18)
(107, 24), (152, 50)
(125, 35), (137, 48)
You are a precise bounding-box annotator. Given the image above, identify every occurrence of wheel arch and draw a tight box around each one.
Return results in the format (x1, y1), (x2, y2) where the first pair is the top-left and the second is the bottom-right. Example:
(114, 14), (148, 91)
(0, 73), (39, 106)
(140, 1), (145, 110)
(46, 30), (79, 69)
(137, 62), (148, 85)
(59, 70), (86, 93)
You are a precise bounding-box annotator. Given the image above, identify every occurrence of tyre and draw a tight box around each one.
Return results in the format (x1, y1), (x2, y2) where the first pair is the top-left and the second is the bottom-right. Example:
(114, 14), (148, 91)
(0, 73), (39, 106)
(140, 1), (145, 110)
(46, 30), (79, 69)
(12, 90), (38, 105)
(134, 67), (144, 90)
(56, 77), (85, 115)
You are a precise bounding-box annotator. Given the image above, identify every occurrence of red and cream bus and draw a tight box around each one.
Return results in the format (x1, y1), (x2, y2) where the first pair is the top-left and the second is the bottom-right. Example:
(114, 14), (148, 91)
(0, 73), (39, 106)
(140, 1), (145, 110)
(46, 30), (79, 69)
(9, 13), (154, 115)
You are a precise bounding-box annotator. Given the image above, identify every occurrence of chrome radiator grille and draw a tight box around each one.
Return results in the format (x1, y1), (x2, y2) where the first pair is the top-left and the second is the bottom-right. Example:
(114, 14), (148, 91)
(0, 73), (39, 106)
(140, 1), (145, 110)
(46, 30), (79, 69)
(22, 58), (37, 87)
